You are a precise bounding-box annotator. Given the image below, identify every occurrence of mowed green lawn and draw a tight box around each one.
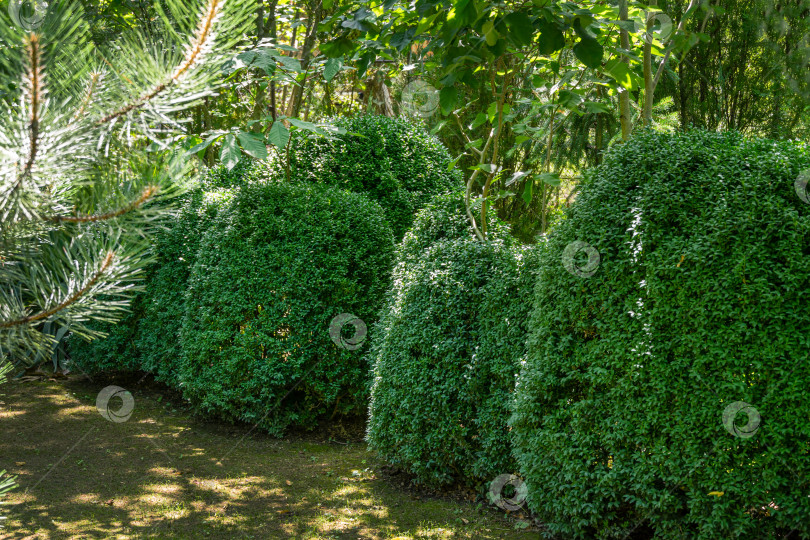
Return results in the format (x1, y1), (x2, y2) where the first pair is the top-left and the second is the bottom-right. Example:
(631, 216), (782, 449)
(0, 376), (536, 539)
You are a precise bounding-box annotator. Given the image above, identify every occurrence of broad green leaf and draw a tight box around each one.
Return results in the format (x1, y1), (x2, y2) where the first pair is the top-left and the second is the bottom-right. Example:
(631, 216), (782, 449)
(440, 86), (458, 115)
(574, 36), (603, 68)
(522, 179), (533, 204)
(471, 112), (488, 129)
(604, 58), (636, 90)
(321, 37), (355, 58)
(486, 102), (512, 123)
(268, 121), (290, 150)
(504, 12), (533, 47)
(583, 101), (611, 114)
(536, 172), (561, 186)
(506, 171), (530, 186)
(536, 19), (565, 55)
(557, 90), (583, 109)
(220, 134), (241, 170)
(483, 20), (499, 46)
(237, 131), (268, 159)
(188, 133), (223, 156)
(324, 58), (342, 82)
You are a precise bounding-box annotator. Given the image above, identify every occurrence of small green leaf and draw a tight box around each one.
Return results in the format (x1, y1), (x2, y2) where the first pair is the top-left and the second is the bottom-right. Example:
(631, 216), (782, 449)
(268, 121), (290, 150)
(220, 134), (241, 170)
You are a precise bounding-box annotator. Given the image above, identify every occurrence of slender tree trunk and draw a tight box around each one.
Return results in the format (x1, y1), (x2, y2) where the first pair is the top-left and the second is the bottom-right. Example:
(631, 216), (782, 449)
(289, 3), (323, 118)
(619, 0), (632, 140)
(642, 2), (656, 127)
(595, 86), (603, 165)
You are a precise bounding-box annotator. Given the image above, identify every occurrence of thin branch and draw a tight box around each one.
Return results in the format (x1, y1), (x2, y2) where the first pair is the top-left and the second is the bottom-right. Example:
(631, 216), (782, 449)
(72, 71), (101, 122)
(0, 251), (115, 329)
(96, 0), (223, 126)
(45, 185), (159, 223)
(18, 34), (43, 184)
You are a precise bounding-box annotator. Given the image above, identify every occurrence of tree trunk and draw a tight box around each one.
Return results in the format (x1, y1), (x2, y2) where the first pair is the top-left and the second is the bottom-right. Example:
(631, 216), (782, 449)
(289, 2), (324, 118)
(619, 0), (632, 140)
(642, 2), (656, 127)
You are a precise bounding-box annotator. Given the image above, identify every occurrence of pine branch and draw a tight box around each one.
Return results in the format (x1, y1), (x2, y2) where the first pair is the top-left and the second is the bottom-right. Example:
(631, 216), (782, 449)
(22, 34), (42, 180)
(0, 251), (115, 329)
(96, 0), (224, 126)
(45, 186), (159, 223)
(72, 71), (101, 122)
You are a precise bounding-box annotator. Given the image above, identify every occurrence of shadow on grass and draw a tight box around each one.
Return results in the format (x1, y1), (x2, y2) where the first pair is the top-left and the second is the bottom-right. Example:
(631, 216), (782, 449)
(0, 378), (535, 539)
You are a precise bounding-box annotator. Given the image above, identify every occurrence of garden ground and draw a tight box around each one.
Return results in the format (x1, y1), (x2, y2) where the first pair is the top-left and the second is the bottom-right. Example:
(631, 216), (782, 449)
(0, 375), (536, 539)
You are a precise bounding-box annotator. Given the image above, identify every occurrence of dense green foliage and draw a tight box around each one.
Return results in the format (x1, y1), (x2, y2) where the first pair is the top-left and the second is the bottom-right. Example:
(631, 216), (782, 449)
(180, 182), (394, 435)
(367, 194), (534, 486)
(396, 191), (511, 261)
(511, 130), (810, 538)
(69, 161), (260, 379)
(284, 115), (460, 239)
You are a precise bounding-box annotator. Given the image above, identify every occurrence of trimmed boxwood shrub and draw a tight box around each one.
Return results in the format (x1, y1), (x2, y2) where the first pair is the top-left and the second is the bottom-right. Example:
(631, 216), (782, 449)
(511, 130), (810, 538)
(366, 194), (535, 487)
(68, 159), (260, 378)
(135, 187), (237, 385)
(396, 190), (511, 261)
(179, 182), (395, 435)
(284, 115), (460, 239)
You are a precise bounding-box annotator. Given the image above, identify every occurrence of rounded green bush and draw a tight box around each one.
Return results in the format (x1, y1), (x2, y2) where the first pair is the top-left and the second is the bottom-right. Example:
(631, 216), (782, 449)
(367, 193), (535, 486)
(511, 130), (810, 538)
(284, 115), (460, 239)
(179, 182), (395, 435)
(398, 190), (512, 261)
(135, 187), (238, 385)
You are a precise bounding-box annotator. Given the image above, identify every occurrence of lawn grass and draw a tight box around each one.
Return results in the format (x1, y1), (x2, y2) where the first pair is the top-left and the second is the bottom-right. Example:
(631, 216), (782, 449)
(0, 375), (537, 539)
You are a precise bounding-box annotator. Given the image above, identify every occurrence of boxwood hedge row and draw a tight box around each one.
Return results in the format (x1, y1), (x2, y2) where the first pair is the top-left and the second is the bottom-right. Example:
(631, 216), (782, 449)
(68, 160), (258, 378)
(284, 115), (460, 239)
(179, 182), (395, 435)
(511, 130), (810, 538)
(367, 193), (535, 486)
